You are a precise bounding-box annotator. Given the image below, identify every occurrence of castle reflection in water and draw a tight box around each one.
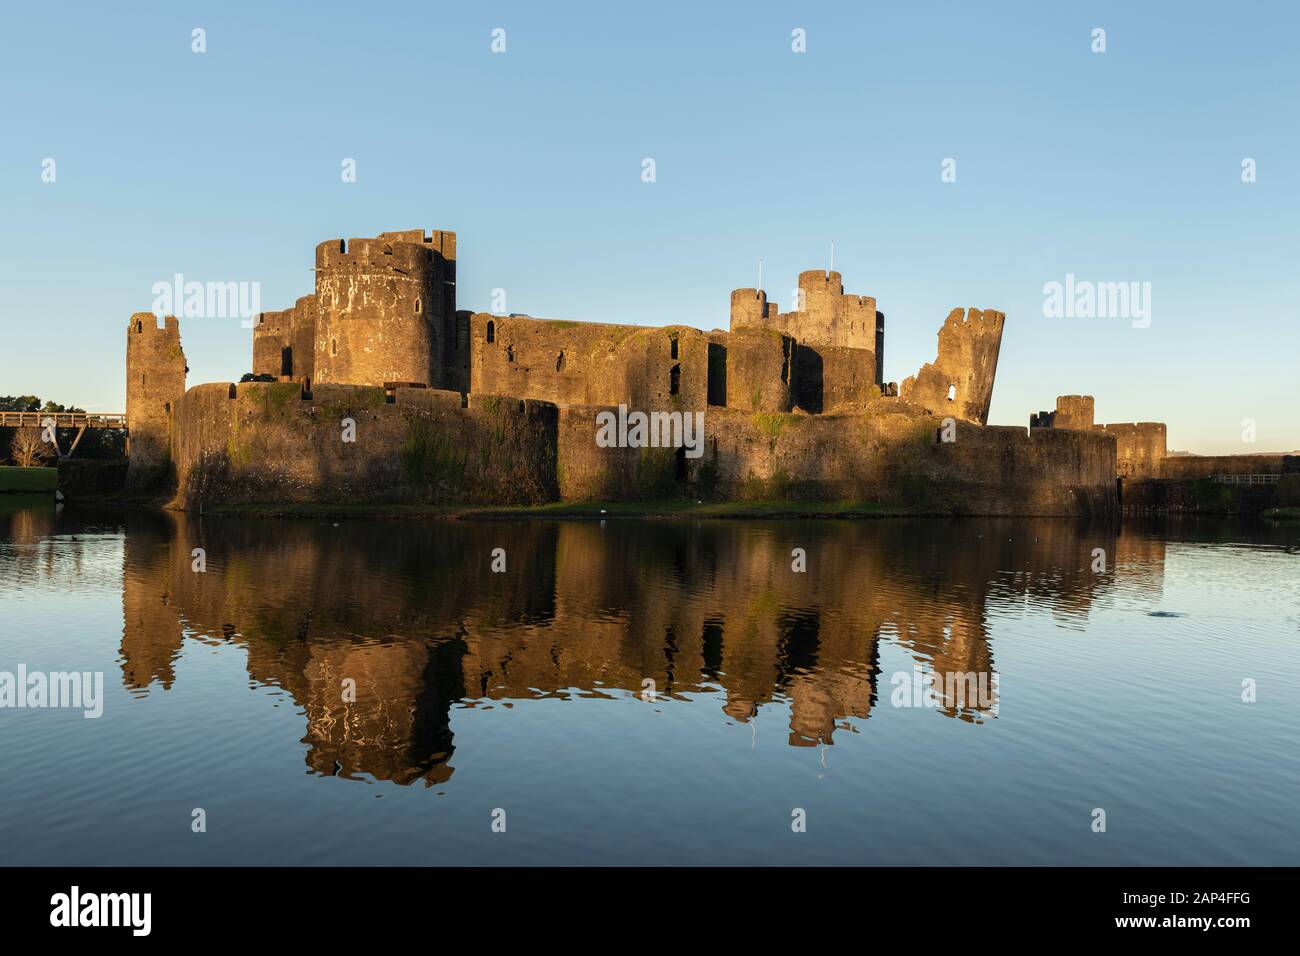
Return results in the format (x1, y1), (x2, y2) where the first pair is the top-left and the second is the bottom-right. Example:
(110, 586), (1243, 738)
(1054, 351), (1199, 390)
(5, 506), (1183, 787)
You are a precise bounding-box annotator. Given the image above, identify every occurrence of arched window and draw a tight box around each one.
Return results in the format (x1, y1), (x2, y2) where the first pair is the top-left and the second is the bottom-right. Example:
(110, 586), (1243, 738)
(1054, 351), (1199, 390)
(947, 384), (956, 401)
(486, 320), (495, 343)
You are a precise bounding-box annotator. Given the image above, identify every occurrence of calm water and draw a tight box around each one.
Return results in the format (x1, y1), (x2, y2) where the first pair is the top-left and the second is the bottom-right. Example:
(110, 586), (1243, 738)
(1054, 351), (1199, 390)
(1, 497), (1298, 866)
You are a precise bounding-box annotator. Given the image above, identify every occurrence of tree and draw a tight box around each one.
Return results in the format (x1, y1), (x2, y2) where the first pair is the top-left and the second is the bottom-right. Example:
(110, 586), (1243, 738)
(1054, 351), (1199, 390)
(0, 395), (41, 412)
(10, 427), (52, 467)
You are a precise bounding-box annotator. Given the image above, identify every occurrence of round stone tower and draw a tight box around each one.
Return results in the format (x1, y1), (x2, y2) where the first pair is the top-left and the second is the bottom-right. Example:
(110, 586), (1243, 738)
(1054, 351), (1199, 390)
(313, 235), (442, 386)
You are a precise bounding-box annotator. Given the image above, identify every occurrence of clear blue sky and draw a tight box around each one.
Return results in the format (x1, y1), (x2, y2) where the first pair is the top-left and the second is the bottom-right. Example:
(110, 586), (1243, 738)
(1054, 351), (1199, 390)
(2, 1), (1296, 453)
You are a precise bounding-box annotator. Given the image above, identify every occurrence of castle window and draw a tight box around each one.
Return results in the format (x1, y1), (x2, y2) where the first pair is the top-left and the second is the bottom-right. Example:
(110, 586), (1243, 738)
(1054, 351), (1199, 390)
(331, 339), (337, 356)
(670, 364), (681, 396)
(669, 336), (678, 359)
(280, 346), (293, 377)
(339, 240), (346, 253)
(947, 384), (956, 401)
(415, 298), (422, 314)
(228, 385), (236, 400)
(506, 345), (514, 362)
(707, 343), (726, 406)
(556, 351), (566, 372)
(135, 320), (142, 333)
(486, 320), (495, 344)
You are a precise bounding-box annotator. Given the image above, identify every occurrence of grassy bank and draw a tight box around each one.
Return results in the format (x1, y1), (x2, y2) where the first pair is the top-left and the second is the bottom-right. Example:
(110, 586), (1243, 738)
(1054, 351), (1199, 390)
(194, 499), (923, 521)
(1264, 506), (1300, 520)
(0, 466), (57, 493)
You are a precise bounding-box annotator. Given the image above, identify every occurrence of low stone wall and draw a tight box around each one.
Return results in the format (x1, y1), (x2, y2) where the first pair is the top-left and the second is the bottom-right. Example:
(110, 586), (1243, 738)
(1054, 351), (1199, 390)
(555, 402), (1117, 514)
(1123, 475), (1300, 514)
(169, 382), (557, 509)
(1158, 454), (1289, 480)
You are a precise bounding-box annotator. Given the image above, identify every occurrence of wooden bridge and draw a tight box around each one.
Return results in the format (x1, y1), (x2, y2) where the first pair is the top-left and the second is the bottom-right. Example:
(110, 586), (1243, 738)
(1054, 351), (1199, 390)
(0, 411), (127, 459)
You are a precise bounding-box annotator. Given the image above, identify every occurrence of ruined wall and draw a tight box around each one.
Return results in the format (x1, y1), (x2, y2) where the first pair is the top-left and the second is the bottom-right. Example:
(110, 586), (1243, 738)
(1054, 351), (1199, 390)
(126, 312), (187, 488)
(313, 231), (454, 387)
(252, 295), (317, 384)
(470, 315), (711, 412)
(794, 344), (875, 413)
(901, 307), (1005, 425)
(443, 310), (472, 393)
(726, 327), (795, 412)
(730, 273), (880, 412)
(1096, 422), (1166, 478)
(169, 382), (556, 508)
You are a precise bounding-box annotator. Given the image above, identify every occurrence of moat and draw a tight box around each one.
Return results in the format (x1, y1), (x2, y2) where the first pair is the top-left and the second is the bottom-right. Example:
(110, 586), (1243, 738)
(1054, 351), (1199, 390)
(2, 499), (1298, 866)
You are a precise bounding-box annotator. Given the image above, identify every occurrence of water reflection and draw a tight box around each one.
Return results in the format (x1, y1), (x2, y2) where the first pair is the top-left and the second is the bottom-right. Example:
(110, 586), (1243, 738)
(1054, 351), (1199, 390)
(84, 509), (1194, 787)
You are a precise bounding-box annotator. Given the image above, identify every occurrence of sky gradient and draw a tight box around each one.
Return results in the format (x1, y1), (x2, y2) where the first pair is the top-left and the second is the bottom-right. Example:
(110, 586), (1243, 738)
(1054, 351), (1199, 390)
(2, 1), (1296, 453)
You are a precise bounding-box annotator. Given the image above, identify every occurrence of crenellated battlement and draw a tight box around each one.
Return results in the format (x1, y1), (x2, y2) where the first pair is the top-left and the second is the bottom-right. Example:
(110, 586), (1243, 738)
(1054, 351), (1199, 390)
(129, 312), (180, 338)
(798, 269), (843, 294)
(729, 288), (779, 329)
(900, 307), (1006, 425)
(315, 236), (438, 273)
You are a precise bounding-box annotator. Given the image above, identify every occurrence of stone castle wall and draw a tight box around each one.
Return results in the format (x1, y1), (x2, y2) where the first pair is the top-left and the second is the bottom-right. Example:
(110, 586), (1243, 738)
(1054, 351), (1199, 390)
(169, 382), (557, 508)
(126, 228), (1142, 515)
(470, 314), (711, 412)
(554, 403), (1117, 514)
(125, 312), (187, 489)
(1097, 422), (1167, 478)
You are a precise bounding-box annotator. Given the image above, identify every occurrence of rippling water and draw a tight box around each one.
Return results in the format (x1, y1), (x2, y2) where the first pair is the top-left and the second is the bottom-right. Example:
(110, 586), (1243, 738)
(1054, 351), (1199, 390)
(1, 496), (1297, 865)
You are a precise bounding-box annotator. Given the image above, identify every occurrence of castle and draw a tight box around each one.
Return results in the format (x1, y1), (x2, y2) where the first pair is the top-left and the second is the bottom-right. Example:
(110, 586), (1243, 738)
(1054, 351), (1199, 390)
(125, 227), (1128, 514)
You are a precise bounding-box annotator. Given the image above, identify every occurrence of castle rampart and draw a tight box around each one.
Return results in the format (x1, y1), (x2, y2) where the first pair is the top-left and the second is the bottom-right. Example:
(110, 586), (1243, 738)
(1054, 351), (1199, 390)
(169, 381), (556, 508)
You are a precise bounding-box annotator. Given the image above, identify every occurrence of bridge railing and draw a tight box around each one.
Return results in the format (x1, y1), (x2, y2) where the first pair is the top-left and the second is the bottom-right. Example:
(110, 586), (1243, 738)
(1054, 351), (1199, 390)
(0, 411), (127, 430)
(1211, 473), (1281, 485)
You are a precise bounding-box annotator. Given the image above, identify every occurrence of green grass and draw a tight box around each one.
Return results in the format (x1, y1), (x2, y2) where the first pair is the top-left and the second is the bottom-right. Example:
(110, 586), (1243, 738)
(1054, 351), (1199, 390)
(0, 466), (57, 493)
